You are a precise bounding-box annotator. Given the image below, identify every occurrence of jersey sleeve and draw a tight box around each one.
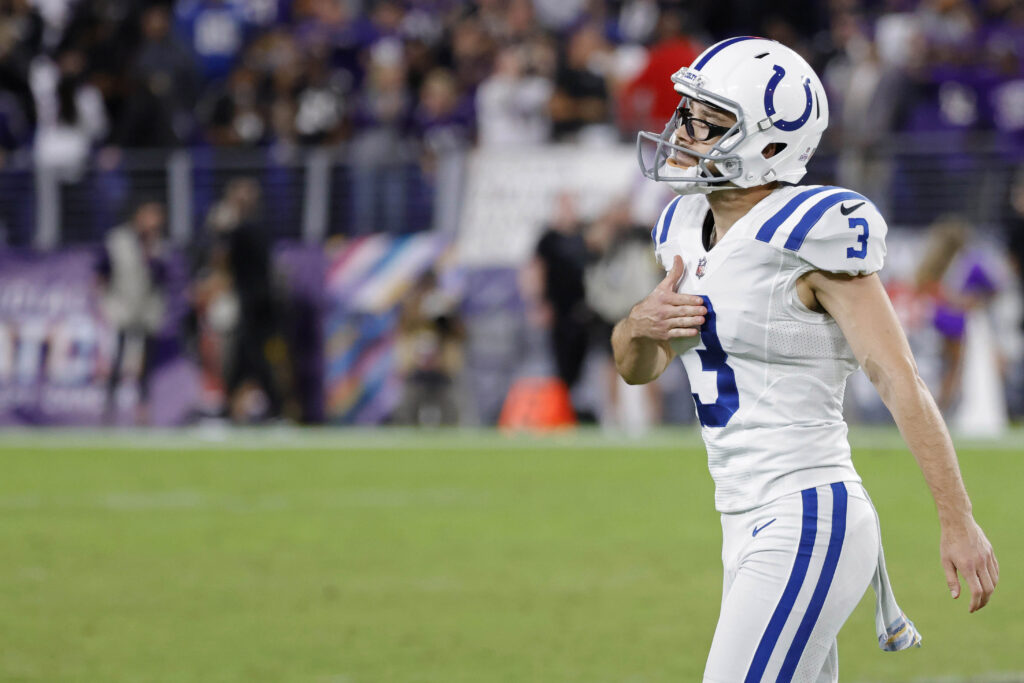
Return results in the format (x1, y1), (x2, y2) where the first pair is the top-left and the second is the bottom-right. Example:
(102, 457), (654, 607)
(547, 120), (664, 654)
(790, 197), (888, 275)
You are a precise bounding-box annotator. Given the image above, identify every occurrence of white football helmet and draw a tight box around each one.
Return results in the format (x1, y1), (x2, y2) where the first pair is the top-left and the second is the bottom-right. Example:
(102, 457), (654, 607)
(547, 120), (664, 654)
(637, 37), (829, 195)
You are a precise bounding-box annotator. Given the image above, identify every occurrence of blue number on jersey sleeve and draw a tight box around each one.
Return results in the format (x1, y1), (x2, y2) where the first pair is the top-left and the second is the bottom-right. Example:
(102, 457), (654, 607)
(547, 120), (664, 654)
(692, 296), (739, 427)
(846, 217), (869, 259)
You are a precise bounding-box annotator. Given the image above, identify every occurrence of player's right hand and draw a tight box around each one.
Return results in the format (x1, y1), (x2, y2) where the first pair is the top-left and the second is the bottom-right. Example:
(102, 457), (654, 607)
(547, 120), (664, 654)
(627, 255), (706, 340)
(941, 516), (998, 613)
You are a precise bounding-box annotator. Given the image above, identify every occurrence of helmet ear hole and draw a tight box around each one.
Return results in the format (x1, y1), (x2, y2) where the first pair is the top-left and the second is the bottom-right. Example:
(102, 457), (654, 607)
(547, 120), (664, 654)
(762, 143), (787, 159)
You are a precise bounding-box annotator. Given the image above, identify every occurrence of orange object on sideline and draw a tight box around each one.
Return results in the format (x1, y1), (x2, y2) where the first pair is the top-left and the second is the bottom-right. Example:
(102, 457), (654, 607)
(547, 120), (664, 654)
(498, 377), (577, 431)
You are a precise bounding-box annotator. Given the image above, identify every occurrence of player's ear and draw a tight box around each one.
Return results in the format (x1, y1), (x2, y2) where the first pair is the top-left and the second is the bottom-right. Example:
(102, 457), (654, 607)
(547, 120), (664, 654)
(761, 143), (787, 159)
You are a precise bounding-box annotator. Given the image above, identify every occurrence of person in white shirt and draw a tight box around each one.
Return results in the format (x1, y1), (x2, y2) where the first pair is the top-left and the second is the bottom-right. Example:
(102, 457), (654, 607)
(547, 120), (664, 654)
(475, 45), (553, 148)
(612, 36), (998, 682)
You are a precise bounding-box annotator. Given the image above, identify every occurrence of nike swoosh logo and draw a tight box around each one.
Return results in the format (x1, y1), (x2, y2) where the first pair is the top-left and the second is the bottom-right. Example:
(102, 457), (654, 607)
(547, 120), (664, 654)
(840, 201), (865, 215)
(752, 519), (777, 537)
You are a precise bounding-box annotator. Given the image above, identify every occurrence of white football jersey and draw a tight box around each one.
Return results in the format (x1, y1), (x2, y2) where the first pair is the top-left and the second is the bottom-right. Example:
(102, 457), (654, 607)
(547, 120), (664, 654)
(652, 185), (887, 513)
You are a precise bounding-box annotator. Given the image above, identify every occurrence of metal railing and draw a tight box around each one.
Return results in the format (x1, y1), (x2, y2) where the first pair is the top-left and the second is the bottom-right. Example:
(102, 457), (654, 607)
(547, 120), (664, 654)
(0, 146), (456, 249)
(805, 134), (1021, 227)
(0, 135), (1018, 250)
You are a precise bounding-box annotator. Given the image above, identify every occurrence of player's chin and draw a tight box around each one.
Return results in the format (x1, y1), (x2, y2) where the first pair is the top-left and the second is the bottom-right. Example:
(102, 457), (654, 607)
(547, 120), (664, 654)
(666, 156), (696, 169)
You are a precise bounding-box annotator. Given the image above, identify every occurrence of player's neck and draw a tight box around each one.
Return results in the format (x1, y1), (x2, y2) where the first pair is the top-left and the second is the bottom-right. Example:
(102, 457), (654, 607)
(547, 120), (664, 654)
(706, 183), (779, 244)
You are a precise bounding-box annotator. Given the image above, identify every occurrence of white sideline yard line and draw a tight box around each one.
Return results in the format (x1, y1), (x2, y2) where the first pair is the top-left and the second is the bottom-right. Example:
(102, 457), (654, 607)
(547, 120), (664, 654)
(0, 425), (704, 452)
(0, 425), (1021, 452)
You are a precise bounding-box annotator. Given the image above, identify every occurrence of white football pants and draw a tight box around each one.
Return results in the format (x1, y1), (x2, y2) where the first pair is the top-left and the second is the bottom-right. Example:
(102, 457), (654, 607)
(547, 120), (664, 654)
(703, 482), (879, 683)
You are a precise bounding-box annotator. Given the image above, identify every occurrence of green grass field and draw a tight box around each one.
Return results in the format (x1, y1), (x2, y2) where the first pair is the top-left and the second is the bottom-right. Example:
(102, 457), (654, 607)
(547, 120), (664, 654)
(0, 427), (1021, 683)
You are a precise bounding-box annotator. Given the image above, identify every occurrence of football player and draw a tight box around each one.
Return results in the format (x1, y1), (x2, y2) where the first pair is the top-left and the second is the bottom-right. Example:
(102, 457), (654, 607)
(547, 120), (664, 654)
(611, 36), (998, 682)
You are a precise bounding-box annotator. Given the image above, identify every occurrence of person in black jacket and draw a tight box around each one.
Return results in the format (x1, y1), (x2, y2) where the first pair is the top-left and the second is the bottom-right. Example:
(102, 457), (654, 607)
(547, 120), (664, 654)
(205, 177), (285, 421)
(533, 192), (590, 392)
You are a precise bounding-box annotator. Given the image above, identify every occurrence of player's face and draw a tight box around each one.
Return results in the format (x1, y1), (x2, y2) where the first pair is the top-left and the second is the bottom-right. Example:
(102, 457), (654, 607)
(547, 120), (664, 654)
(666, 99), (737, 169)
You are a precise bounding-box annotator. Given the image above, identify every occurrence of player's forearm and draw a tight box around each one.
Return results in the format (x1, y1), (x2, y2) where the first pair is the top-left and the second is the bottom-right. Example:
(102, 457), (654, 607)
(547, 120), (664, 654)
(870, 358), (974, 525)
(611, 317), (671, 385)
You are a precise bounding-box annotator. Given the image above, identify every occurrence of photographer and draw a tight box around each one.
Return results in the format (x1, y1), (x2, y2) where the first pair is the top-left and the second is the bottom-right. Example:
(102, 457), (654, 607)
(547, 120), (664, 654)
(393, 268), (464, 426)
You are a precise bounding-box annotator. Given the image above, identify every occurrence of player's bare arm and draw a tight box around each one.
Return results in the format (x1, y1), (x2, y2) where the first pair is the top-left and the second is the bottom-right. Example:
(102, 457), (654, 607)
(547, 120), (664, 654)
(802, 269), (999, 613)
(612, 255), (706, 384)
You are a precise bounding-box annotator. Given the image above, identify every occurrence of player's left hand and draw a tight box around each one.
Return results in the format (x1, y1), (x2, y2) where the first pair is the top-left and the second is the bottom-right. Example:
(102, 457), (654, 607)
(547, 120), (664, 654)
(940, 517), (998, 612)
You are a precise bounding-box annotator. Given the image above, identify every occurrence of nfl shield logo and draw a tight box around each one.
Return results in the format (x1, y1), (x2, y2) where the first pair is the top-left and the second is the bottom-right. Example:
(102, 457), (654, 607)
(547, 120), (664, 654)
(696, 257), (707, 279)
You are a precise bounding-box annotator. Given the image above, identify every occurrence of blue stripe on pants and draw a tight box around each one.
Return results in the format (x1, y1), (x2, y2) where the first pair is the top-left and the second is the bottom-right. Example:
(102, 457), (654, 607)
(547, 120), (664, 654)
(744, 488), (818, 682)
(776, 483), (848, 681)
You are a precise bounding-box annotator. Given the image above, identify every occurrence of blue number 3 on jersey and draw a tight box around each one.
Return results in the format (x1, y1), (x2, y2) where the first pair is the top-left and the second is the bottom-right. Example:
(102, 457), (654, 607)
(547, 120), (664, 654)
(693, 296), (740, 427)
(847, 217), (869, 259)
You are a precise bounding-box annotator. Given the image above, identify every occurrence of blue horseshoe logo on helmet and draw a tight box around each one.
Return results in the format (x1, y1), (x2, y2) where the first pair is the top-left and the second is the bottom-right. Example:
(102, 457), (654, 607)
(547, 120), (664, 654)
(763, 65), (812, 131)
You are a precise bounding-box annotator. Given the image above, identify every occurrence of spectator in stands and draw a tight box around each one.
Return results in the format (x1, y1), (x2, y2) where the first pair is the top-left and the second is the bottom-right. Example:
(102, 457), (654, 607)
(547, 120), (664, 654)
(366, 0), (404, 43)
(532, 0), (587, 33)
(617, 9), (703, 136)
(238, 0), (290, 28)
(174, 0), (248, 85)
(30, 46), (108, 180)
(28, 44), (113, 238)
(0, 80), (31, 159)
(0, 0), (42, 75)
(496, 0), (537, 42)
(917, 0), (979, 66)
(0, 0), (41, 154)
(4, 0), (1024, 164)
(549, 22), (615, 143)
(413, 68), (473, 170)
(130, 4), (199, 143)
(291, 46), (347, 145)
(201, 63), (268, 146)
(245, 28), (306, 153)
(110, 7), (197, 150)
(267, 95), (299, 158)
(823, 14), (906, 214)
(62, 0), (140, 126)
(448, 13), (496, 94)
(475, 44), (553, 148)
(95, 198), (168, 425)
(28, 0), (77, 49)
(349, 39), (413, 234)
(615, 0), (660, 45)
(402, 28), (441, 98)
(292, 0), (368, 90)
(981, 21), (1024, 145)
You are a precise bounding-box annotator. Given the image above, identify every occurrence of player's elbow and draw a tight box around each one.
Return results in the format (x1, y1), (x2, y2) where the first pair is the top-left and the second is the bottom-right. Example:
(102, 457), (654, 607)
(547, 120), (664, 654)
(613, 345), (668, 385)
(613, 356), (654, 385)
(863, 352), (923, 405)
(619, 370), (654, 386)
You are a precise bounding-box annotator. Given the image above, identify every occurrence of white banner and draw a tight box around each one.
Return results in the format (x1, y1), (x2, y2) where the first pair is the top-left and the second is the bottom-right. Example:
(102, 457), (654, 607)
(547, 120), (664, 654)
(455, 144), (652, 266)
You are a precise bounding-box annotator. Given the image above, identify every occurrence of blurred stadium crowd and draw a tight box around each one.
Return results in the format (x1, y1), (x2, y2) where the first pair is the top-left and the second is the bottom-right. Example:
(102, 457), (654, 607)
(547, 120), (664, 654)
(0, 0), (1022, 165)
(0, 0), (1023, 429)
